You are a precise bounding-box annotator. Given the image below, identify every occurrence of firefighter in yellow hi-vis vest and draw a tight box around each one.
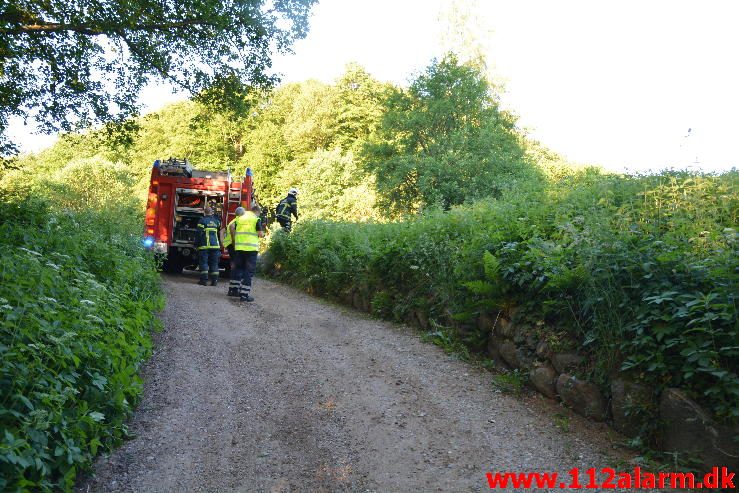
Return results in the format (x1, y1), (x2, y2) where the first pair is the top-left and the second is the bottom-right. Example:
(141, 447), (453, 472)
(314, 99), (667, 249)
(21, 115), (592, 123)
(228, 205), (264, 301)
(221, 216), (237, 292)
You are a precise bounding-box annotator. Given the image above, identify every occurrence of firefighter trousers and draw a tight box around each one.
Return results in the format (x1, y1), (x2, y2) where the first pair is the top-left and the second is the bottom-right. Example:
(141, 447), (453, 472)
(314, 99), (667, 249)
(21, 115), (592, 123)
(277, 217), (292, 232)
(230, 251), (258, 298)
(198, 249), (221, 282)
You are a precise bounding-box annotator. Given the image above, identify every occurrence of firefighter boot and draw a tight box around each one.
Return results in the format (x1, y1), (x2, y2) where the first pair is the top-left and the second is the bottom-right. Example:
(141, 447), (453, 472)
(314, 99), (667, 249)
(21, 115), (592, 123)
(197, 278), (208, 286)
(239, 285), (254, 302)
(210, 278), (218, 286)
(227, 279), (240, 296)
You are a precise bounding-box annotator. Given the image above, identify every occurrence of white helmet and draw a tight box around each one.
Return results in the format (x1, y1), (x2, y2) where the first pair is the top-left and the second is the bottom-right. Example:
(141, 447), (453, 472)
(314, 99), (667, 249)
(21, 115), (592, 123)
(288, 187), (299, 196)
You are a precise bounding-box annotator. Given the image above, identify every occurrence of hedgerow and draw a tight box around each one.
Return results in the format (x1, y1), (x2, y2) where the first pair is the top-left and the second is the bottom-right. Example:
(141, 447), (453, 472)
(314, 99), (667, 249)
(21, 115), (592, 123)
(268, 169), (738, 426)
(0, 197), (163, 491)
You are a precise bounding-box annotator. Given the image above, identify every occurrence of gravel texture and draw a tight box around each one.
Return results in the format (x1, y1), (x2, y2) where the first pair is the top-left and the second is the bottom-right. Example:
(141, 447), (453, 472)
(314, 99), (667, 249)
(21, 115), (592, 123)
(77, 272), (633, 492)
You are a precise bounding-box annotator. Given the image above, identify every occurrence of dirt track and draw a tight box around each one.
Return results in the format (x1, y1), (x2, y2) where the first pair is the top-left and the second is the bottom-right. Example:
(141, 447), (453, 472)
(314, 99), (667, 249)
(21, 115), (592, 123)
(78, 272), (630, 492)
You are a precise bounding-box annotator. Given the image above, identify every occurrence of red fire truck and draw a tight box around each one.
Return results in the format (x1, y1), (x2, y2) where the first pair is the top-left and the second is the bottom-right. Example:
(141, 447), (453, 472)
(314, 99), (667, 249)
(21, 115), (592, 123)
(143, 158), (255, 273)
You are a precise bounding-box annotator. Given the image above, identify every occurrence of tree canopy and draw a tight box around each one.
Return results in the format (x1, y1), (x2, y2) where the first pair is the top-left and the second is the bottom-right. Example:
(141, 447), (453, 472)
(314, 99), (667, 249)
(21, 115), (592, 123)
(0, 0), (316, 154)
(240, 64), (392, 219)
(4, 64), (393, 221)
(363, 55), (538, 214)
(5, 58), (546, 221)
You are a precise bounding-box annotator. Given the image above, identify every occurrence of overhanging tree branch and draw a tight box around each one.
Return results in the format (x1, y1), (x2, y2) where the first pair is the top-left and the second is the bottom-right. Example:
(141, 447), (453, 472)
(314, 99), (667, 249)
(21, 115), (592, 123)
(0, 0), (317, 156)
(115, 30), (192, 93)
(1, 19), (216, 36)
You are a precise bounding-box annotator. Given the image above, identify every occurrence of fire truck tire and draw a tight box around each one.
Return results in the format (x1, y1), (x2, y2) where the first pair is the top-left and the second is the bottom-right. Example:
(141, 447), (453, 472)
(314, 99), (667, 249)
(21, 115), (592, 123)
(163, 253), (185, 274)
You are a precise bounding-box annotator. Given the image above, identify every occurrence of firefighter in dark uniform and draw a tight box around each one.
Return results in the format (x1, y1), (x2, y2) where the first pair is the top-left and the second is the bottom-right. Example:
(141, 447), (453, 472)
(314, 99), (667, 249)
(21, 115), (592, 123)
(228, 205), (264, 301)
(276, 187), (299, 232)
(195, 206), (221, 286)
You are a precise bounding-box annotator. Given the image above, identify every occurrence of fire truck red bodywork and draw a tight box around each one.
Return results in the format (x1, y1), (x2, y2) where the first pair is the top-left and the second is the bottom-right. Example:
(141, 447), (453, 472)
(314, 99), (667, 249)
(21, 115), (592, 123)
(143, 159), (254, 273)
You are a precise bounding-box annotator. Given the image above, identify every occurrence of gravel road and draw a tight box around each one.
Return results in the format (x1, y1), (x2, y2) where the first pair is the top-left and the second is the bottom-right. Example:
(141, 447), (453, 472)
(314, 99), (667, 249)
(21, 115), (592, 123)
(77, 272), (632, 492)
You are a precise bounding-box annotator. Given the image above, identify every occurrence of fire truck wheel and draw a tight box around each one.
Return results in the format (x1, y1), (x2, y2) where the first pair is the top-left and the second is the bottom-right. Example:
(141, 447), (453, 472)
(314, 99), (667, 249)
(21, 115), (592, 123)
(163, 253), (185, 274)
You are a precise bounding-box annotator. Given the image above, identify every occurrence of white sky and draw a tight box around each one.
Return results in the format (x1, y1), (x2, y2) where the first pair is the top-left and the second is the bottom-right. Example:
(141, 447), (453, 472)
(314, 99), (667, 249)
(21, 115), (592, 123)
(10, 0), (739, 173)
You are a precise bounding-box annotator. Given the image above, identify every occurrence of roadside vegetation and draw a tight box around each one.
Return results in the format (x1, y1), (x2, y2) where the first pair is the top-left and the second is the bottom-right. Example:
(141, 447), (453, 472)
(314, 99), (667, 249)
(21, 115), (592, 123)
(1, 0), (317, 488)
(3, 48), (736, 488)
(268, 169), (738, 426)
(261, 56), (737, 449)
(0, 185), (163, 490)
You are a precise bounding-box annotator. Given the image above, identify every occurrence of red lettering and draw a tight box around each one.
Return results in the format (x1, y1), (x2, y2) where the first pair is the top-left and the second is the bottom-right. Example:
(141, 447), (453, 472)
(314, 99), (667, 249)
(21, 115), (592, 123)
(617, 472), (632, 489)
(483, 467), (733, 490)
(721, 467), (736, 489)
(486, 472), (508, 488)
(657, 471), (669, 488)
(670, 472), (695, 489)
(641, 472), (656, 488)
(704, 467), (719, 488)
(569, 467), (582, 488)
(601, 467), (616, 488)
(585, 467), (597, 488)
(486, 472), (557, 489)
(536, 473), (558, 488)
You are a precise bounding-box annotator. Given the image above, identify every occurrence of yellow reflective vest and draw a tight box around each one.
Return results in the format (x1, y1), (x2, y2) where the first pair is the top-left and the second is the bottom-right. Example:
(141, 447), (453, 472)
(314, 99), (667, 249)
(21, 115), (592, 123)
(221, 219), (236, 249)
(232, 212), (260, 252)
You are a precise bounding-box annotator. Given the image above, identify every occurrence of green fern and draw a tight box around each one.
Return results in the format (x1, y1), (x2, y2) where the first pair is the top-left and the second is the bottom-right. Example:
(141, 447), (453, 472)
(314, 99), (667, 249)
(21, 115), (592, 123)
(462, 279), (495, 295)
(483, 250), (501, 280)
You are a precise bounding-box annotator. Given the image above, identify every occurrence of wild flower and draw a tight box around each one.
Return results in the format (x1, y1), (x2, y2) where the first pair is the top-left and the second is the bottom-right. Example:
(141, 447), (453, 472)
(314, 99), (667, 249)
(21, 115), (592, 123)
(86, 315), (105, 324)
(18, 247), (42, 256)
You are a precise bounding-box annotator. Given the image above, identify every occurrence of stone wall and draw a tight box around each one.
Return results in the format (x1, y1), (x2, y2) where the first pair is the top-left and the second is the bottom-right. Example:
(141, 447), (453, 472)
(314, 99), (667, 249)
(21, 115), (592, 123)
(479, 312), (739, 472)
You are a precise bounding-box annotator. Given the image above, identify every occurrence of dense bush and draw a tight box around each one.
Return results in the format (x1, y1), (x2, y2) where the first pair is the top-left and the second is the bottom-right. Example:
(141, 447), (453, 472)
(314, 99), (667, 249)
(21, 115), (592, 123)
(0, 197), (163, 491)
(268, 170), (738, 424)
(363, 54), (539, 214)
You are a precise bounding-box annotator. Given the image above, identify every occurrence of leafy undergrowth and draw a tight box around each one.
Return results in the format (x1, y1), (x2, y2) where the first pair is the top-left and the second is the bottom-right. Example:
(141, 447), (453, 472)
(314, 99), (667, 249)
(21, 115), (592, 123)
(0, 198), (163, 491)
(267, 170), (738, 433)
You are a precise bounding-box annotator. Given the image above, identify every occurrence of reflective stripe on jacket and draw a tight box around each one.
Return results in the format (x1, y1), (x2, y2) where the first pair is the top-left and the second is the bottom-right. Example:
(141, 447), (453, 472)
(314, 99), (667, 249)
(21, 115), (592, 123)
(276, 195), (298, 219)
(276, 200), (290, 218)
(196, 215), (221, 250)
(233, 212), (260, 252)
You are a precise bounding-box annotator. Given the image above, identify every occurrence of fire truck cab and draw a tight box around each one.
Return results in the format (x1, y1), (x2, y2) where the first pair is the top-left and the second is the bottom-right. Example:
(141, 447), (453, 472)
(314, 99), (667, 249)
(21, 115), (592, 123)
(143, 158), (255, 273)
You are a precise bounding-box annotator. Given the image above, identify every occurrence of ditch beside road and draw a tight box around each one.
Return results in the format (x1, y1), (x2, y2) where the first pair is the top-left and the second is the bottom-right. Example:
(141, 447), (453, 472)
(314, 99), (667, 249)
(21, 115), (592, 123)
(78, 273), (632, 492)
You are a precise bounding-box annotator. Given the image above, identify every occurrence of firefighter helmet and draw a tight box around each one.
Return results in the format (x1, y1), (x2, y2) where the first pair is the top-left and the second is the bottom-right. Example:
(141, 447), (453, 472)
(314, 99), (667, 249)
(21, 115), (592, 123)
(288, 187), (298, 196)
